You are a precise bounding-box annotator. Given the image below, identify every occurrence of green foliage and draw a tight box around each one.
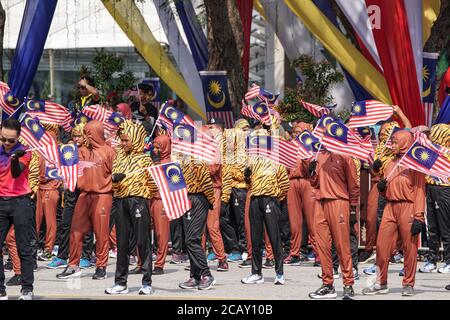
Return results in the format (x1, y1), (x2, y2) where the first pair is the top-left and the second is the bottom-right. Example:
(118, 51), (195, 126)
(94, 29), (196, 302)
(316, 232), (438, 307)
(92, 49), (124, 93)
(277, 54), (344, 123)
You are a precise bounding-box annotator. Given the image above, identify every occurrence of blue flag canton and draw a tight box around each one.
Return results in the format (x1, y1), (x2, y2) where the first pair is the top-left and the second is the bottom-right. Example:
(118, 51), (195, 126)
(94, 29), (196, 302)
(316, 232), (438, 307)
(246, 135), (273, 151)
(4, 91), (21, 108)
(22, 115), (45, 140)
(422, 57), (438, 103)
(162, 163), (187, 192)
(107, 112), (125, 127)
(259, 88), (279, 104)
(45, 166), (63, 180)
(357, 127), (373, 139)
(73, 112), (91, 127)
(173, 123), (196, 143)
(252, 101), (269, 117)
(325, 121), (348, 144)
(161, 104), (185, 125)
(352, 101), (367, 117)
(59, 144), (79, 166)
(317, 114), (336, 129)
(407, 142), (439, 169)
(296, 130), (318, 151)
(25, 98), (45, 112)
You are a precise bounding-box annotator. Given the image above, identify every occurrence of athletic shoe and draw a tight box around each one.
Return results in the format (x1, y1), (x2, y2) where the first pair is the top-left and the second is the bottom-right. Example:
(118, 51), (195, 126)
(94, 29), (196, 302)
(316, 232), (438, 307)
(445, 284), (450, 290)
(263, 259), (275, 269)
(79, 258), (92, 269)
(38, 251), (53, 261)
(274, 273), (285, 285)
(359, 251), (376, 264)
(198, 275), (216, 290)
(129, 267), (143, 275)
(152, 267), (164, 275)
(92, 267), (107, 280)
(217, 260), (229, 272)
(419, 262), (437, 273)
(138, 285), (154, 295)
(105, 284), (129, 295)
(184, 265), (191, 271)
(363, 264), (377, 276)
(18, 290), (33, 300)
(283, 255), (301, 266)
(362, 284), (389, 295)
(170, 253), (182, 264)
(227, 251), (243, 262)
(299, 253), (309, 262)
(401, 285), (414, 296)
(399, 268), (405, 277)
(180, 253), (189, 263)
(4, 260), (13, 272)
(109, 249), (117, 259)
(390, 252), (403, 264)
(308, 285), (337, 299)
(47, 257), (68, 269)
(342, 285), (355, 300)
(51, 245), (59, 257)
(438, 263), (450, 274)
(56, 266), (82, 279)
(353, 268), (360, 280)
(0, 289), (7, 300)
(129, 256), (137, 266)
(6, 274), (21, 286)
(179, 277), (199, 289)
(307, 252), (316, 261)
(241, 274), (264, 284)
(317, 269), (340, 279)
(207, 252), (218, 262)
(37, 249), (43, 258)
(238, 259), (252, 268)
(242, 252), (248, 261)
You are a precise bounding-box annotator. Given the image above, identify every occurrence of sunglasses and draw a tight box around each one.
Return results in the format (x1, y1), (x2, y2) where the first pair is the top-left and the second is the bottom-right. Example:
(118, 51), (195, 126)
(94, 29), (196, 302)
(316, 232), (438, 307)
(0, 137), (17, 144)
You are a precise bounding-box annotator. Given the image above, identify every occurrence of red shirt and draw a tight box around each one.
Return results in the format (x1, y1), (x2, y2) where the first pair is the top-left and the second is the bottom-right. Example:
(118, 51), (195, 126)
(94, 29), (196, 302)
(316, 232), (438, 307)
(0, 143), (32, 197)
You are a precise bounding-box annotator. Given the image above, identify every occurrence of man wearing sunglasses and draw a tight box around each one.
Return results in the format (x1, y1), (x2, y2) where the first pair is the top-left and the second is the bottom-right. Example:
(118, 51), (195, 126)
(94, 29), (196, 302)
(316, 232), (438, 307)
(0, 118), (35, 300)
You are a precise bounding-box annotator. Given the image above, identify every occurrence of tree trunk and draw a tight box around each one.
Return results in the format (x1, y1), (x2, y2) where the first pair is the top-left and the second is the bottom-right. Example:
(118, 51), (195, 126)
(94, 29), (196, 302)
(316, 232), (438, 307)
(424, 0), (450, 53)
(0, 2), (5, 81)
(204, 0), (245, 115)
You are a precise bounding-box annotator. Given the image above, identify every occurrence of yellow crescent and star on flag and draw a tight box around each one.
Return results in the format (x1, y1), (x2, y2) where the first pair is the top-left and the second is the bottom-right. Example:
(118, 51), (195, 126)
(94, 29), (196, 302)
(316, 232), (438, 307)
(165, 164), (182, 186)
(206, 80), (226, 109)
(411, 144), (431, 162)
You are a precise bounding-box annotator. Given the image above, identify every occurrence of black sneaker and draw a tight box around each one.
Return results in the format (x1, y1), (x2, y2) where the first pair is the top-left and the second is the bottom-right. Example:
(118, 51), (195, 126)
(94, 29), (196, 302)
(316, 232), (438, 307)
(262, 259), (275, 269)
(38, 251), (53, 261)
(309, 285), (337, 299)
(6, 274), (22, 286)
(4, 260), (13, 272)
(445, 284), (450, 291)
(0, 289), (7, 300)
(129, 267), (143, 275)
(56, 266), (82, 279)
(217, 260), (229, 272)
(198, 275), (216, 290)
(92, 267), (107, 280)
(152, 267), (164, 275)
(342, 286), (355, 300)
(359, 251), (372, 264)
(179, 277), (199, 289)
(238, 259), (252, 268)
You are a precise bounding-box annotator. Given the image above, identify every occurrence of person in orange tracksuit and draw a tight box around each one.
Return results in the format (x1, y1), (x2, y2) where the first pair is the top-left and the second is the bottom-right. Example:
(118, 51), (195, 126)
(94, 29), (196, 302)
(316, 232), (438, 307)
(56, 120), (115, 280)
(308, 149), (359, 300)
(362, 130), (425, 297)
(285, 122), (317, 266)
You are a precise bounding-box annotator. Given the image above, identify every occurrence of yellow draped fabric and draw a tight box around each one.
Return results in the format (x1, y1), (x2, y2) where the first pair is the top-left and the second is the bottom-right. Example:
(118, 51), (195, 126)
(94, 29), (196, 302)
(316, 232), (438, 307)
(283, 0), (392, 104)
(253, 0), (267, 20)
(102, 0), (206, 120)
(422, 0), (441, 46)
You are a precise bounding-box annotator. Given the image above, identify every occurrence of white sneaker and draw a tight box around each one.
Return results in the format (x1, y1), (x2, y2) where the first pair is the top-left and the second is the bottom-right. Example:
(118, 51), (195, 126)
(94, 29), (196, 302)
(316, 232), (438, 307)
(105, 284), (129, 295)
(438, 264), (450, 274)
(138, 285), (154, 295)
(419, 262), (437, 273)
(274, 274), (285, 285)
(241, 274), (264, 284)
(242, 252), (248, 261)
(18, 291), (33, 300)
(109, 249), (117, 259)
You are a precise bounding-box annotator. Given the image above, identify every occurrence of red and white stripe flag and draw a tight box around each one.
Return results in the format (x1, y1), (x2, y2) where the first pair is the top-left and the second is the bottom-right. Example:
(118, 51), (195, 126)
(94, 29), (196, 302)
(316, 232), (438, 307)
(25, 99), (73, 131)
(77, 161), (97, 177)
(206, 111), (234, 129)
(347, 100), (393, 128)
(0, 82), (18, 115)
(148, 162), (191, 221)
(246, 135), (300, 168)
(300, 100), (330, 118)
(82, 104), (124, 133)
(245, 83), (261, 101)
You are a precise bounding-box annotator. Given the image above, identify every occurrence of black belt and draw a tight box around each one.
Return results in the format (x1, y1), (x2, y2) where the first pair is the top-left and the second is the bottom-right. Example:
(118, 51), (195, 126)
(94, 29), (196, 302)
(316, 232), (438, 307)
(0, 193), (31, 201)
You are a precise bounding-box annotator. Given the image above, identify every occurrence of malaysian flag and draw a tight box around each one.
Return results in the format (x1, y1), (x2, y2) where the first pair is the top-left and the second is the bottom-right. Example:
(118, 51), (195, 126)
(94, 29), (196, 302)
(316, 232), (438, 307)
(312, 114), (337, 140)
(300, 100), (330, 118)
(57, 144), (79, 192)
(82, 104), (125, 133)
(206, 111), (234, 129)
(148, 162), (191, 220)
(258, 88), (279, 104)
(24, 98), (73, 131)
(78, 160), (97, 177)
(0, 82), (20, 116)
(45, 165), (63, 180)
(398, 139), (450, 179)
(414, 131), (450, 155)
(347, 100), (393, 128)
(171, 123), (218, 163)
(322, 118), (374, 163)
(20, 114), (59, 166)
(156, 102), (195, 136)
(292, 130), (316, 159)
(73, 112), (92, 127)
(246, 135), (299, 168)
(245, 83), (261, 101)
(241, 99), (272, 125)
(384, 126), (403, 149)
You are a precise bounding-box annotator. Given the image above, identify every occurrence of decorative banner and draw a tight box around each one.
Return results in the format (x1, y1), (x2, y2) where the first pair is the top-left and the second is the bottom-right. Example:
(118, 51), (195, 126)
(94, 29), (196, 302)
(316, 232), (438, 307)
(102, 0), (206, 120)
(404, 0), (423, 95)
(174, 0), (208, 71)
(434, 95), (450, 125)
(236, 0), (253, 87)
(199, 71), (234, 128)
(6, 0), (58, 117)
(283, 0), (392, 104)
(422, 52), (439, 127)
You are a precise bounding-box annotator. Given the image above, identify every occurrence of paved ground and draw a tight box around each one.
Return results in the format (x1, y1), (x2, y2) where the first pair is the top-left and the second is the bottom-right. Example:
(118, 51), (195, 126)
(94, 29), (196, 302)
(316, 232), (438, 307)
(3, 256), (450, 300)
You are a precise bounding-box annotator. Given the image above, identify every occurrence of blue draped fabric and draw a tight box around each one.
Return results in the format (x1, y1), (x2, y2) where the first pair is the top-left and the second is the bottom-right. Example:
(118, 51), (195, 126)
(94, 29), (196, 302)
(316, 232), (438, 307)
(312, 0), (373, 101)
(434, 95), (450, 125)
(174, 0), (208, 71)
(8, 0), (57, 105)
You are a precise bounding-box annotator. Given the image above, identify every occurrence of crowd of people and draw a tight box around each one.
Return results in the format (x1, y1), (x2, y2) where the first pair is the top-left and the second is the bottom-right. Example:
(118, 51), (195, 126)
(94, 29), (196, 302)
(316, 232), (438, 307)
(0, 77), (449, 300)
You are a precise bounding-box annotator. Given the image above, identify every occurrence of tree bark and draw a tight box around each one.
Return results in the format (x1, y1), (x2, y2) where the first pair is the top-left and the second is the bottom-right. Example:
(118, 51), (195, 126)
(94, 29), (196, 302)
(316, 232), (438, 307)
(0, 1), (5, 81)
(204, 0), (245, 115)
